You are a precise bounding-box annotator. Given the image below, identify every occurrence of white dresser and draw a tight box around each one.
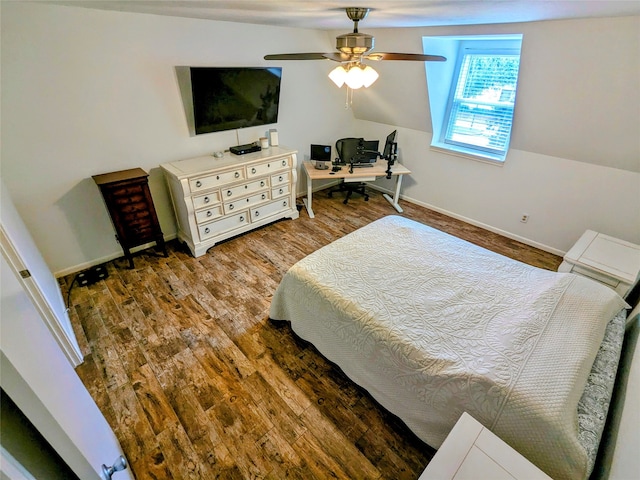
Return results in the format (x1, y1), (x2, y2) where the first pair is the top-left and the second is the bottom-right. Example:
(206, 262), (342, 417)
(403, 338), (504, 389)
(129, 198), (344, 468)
(161, 146), (299, 257)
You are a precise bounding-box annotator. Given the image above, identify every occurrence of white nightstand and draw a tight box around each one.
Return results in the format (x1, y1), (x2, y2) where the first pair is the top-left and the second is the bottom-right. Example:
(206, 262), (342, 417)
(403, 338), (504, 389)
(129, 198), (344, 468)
(558, 230), (640, 298)
(419, 412), (551, 480)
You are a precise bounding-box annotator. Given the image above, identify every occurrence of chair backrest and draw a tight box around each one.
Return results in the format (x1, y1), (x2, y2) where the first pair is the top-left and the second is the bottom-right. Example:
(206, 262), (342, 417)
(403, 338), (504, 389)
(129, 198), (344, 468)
(336, 138), (363, 163)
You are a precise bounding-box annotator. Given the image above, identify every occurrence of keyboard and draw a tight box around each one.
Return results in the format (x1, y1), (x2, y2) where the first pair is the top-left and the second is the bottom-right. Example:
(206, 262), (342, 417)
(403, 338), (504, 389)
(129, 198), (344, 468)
(352, 163), (374, 168)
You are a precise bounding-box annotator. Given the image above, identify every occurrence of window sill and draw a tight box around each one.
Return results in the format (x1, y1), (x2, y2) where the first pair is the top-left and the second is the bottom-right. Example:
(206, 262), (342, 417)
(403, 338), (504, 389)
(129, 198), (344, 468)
(429, 144), (506, 166)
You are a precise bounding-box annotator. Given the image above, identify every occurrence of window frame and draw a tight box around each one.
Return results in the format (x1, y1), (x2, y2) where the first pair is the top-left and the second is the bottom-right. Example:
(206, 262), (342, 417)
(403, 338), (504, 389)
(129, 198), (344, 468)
(424, 35), (523, 164)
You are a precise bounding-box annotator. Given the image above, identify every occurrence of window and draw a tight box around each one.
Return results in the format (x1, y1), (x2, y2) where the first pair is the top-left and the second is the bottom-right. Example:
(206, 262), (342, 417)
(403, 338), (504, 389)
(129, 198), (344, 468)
(423, 36), (523, 163)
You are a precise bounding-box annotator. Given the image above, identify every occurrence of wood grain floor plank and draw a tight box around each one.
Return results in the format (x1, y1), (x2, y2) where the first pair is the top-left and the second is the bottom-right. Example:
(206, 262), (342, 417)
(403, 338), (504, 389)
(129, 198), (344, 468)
(300, 405), (381, 479)
(130, 363), (178, 436)
(68, 189), (562, 479)
(107, 382), (159, 464)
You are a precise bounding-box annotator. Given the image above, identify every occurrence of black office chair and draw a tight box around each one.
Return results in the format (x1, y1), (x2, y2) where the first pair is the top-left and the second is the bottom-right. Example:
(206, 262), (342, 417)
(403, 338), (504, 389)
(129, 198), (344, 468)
(327, 138), (370, 204)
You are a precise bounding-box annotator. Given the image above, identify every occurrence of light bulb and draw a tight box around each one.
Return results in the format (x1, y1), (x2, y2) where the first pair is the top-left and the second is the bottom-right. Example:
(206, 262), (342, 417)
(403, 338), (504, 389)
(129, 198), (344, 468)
(345, 66), (365, 89)
(362, 65), (379, 87)
(328, 66), (347, 87)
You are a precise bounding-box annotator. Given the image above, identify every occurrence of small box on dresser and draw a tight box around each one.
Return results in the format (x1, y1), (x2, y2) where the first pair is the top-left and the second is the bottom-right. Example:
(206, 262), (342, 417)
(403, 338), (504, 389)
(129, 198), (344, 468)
(161, 147), (299, 257)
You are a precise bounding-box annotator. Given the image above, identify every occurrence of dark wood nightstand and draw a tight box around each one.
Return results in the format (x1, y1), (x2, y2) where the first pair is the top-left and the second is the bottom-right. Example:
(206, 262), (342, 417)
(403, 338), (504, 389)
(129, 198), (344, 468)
(93, 168), (167, 268)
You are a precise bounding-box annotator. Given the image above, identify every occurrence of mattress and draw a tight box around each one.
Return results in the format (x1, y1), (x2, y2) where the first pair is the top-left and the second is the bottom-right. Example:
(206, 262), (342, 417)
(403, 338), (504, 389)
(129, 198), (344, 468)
(270, 215), (628, 480)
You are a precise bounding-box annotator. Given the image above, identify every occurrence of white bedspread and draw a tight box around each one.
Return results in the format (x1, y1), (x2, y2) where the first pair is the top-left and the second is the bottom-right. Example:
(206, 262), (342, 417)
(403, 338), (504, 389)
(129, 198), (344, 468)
(269, 216), (628, 480)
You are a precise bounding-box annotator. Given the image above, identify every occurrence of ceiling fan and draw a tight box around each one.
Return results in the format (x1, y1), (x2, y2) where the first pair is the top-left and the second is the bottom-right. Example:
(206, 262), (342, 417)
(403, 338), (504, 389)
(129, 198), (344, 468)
(264, 7), (446, 65)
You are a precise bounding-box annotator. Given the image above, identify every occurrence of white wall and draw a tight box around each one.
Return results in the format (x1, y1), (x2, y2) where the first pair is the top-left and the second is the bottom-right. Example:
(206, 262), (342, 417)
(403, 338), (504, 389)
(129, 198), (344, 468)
(1, 3), (639, 271)
(351, 16), (640, 253)
(358, 122), (639, 254)
(1, 2), (354, 275)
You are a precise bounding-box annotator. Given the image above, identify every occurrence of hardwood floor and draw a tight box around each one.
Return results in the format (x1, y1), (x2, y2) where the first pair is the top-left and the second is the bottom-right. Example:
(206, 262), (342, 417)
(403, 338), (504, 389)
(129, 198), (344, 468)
(62, 189), (562, 479)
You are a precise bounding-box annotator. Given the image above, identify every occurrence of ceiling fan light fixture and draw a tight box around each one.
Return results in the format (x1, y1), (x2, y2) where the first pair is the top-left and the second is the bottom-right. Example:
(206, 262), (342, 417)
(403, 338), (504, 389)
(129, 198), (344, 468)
(362, 65), (379, 87)
(330, 64), (378, 90)
(345, 65), (365, 89)
(328, 65), (347, 87)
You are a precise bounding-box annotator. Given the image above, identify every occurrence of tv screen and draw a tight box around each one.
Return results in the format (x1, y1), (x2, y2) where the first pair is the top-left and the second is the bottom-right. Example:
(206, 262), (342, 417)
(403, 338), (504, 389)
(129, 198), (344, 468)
(310, 144), (331, 161)
(188, 67), (282, 135)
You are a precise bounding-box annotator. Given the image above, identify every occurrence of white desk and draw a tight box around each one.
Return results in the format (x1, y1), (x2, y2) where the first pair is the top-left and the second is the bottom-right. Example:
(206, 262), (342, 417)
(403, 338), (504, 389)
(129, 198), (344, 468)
(301, 160), (411, 218)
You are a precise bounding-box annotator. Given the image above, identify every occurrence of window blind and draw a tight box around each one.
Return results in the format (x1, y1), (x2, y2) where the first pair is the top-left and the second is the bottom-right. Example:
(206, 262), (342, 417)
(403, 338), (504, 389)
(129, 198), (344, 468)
(444, 53), (520, 156)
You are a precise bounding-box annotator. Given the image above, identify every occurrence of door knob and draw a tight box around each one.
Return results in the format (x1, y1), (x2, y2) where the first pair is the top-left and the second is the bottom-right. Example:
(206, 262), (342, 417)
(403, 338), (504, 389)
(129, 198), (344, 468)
(101, 456), (127, 479)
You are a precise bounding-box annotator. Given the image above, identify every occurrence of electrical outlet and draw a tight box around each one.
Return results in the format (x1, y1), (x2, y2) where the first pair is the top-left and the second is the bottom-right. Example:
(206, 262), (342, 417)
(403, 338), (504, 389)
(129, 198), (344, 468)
(520, 214), (529, 223)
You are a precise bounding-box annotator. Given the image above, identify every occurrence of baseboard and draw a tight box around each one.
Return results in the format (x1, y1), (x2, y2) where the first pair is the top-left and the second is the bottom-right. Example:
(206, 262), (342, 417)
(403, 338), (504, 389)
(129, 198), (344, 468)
(365, 184), (565, 257)
(54, 233), (178, 278)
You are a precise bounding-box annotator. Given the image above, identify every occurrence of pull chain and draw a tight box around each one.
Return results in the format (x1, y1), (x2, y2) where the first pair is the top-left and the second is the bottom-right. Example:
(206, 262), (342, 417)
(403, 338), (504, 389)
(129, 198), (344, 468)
(344, 86), (353, 109)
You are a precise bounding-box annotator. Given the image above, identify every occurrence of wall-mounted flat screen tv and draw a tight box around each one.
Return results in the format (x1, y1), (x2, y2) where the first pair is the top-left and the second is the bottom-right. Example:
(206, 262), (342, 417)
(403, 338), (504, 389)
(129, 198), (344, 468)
(178, 67), (282, 136)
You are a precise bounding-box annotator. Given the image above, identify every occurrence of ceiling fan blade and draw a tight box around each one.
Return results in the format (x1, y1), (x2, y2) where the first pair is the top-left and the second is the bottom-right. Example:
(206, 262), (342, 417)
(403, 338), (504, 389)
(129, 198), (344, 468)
(263, 53), (331, 60)
(322, 52), (353, 62)
(364, 53), (446, 62)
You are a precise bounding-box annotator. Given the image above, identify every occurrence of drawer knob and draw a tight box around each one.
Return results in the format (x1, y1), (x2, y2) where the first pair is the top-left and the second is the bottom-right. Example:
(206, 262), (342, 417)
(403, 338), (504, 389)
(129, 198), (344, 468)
(227, 190), (232, 196)
(239, 215), (245, 222)
(235, 172), (240, 178)
(245, 185), (248, 189)
(278, 176), (283, 182)
(260, 181), (265, 187)
(268, 163), (271, 168)
(251, 167), (257, 174)
(255, 210), (260, 217)
(283, 200), (288, 207)
(196, 180), (202, 187)
(246, 198), (250, 202)
(216, 175), (220, 180)
(261, 194), (266, 200)
(204, 196), (210, 203)
(279, 188), (283, 194)
(282, 160), (286, 166)
(229, 204), (234, 210)
(204, 227), (210, 234)
(207, 210), (213, 217)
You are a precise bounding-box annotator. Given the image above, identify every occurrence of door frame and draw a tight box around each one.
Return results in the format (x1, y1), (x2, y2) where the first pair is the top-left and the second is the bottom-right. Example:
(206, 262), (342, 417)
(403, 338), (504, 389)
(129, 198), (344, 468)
(0, 226), (82, 366)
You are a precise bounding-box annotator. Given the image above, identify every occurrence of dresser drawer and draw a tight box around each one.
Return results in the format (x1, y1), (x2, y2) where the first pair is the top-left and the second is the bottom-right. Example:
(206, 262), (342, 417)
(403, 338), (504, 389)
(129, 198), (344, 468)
(123, 215), (152, 233)
(271, 172), (289, 187)
(571, 264), (621, 288)
(193, 191), (221, 209)
(224, 191), (269, 214)
(271, 184), (290, 199)
(190, 168), (244, 192)
(250, 198), (291, 222)
(119, 201), (151, 215)
(222, 178), (269, 201)
(113, 192), (146, 206)
(195, 205), (223, 224)
(198, 211), (248, 241)
(247, 157), (291, 178)
(108, 183), (145, 198)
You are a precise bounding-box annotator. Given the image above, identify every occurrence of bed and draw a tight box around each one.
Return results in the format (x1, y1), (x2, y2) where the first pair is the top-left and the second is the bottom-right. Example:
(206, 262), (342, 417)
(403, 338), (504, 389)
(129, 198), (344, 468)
(269, 215), (629, 480)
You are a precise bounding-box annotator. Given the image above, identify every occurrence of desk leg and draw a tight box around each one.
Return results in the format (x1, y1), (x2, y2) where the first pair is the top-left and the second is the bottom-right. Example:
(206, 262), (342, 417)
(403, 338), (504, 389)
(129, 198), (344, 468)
(302, 170), (315, 218)
(383, 174), (404, 213)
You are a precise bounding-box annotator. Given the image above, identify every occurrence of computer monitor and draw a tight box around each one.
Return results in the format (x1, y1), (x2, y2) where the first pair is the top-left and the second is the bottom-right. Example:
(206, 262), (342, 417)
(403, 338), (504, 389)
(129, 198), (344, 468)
(382, 130), (397, 159)
(355, 140), (380, 164)
(310, 144), (331, 169)
(336, 138), (362, 164)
